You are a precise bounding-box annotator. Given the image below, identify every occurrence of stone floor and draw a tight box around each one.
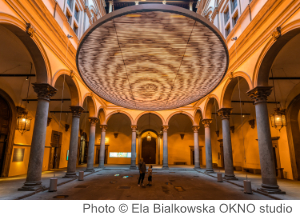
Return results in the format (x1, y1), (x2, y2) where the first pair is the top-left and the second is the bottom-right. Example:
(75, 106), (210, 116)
(0, 165), (299, 200)
(23, 169), (270, 200)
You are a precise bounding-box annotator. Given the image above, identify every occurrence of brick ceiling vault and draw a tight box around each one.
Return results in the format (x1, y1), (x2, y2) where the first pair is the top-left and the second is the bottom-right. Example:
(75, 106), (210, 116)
(77, 4), (229, 110)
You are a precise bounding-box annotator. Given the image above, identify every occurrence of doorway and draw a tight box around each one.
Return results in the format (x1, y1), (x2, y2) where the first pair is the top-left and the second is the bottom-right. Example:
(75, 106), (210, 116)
(190, 146), (203, 166)
(49, 130), (62, 169)
(0, 95), (11, 176)
(142, 137), (156, 164)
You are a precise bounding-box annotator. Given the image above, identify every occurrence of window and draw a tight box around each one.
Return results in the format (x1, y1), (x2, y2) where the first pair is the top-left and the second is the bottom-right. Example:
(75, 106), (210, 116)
(73, 23), (78, 35)
(225, 25), (231, 37)
(67, 0), (73, 9)
(74, 6), (79, 21)
(232, 13), (239, 27)
(66, 10), (72, 24)
(231, 0), (238, 12)
(224, 9), (229, 24)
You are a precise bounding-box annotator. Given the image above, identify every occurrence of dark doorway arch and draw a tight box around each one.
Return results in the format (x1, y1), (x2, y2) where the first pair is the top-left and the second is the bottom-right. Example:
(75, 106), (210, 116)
(286, 93), (300, 180)
(0, 89), (16, 177)
(142, 134), (156, 164)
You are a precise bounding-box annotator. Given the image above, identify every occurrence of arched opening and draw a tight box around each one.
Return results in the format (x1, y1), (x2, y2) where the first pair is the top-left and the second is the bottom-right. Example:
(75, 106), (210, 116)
(286, 94), (300, 180)
(0, 94), (13, 177)
(101, 113), (132, 165)
(137, 113), (163, 164)
(168, 113), (194, 165)
(141, 130), (157, 164)
(204, 97), (221, 168)
(0, 22), (48, 176)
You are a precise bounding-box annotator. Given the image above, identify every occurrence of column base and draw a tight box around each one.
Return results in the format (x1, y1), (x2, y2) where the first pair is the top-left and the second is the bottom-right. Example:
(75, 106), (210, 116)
(85, 168), (95, 173)
(224, 175), (238, 180)
(63, 172), (78, 178)
(18, 182), (45, 192)
(257, 184), (286, 194)
(194, 167), (201, 171)
(98, 164), (105, 169)
(162, 166), (169, 170)
(205, 169), (214, 173)
(130, 166), (137, 170)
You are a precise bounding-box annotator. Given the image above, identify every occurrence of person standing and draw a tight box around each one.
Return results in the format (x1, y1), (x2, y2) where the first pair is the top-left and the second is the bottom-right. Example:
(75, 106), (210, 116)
(138, 159), (146, 186)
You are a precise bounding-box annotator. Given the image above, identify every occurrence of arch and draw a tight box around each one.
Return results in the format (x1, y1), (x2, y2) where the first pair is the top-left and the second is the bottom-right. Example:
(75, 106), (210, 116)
(286, 93), (300, 180)
(220, 71), (253, 108)
(52, 69), (81, 106)
(97, 108), (106, 125)
(140, 129), (158, 136)
(135, 111), (165, 125)
(194, 107), (203, 126)
(0, 88), (17, 177)
(254, 20), (300, 87)
(105, 110), (134, 125)
(166, 111), (194, 125)
(82, 94), (97, 118)
(203, 94), (220, 119)
(0, 13), (51, 84)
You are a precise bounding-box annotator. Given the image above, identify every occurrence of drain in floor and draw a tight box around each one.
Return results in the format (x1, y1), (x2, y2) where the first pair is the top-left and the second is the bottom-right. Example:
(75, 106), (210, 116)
(118, 186), (131, 189)
(74, 185), (89, 188)
(174, 186), (185, 192)
(53, 195), (69, 199)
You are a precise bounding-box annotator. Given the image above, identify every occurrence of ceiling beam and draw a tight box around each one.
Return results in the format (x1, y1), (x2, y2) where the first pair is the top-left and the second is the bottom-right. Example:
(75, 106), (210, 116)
(0, 74), (36, 77)
(269, 77), (300, 80)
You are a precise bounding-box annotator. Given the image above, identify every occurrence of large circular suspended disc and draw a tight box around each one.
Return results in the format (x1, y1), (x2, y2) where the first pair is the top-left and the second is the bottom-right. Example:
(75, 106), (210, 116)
(77, 4), (229, 110)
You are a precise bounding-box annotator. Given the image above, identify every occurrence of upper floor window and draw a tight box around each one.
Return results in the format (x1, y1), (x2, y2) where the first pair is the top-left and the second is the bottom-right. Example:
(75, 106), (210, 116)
(73, 23), (78, 36)
(74, 7), (79, 21)
(225, 25), (231, 37)
(67, 0), (73, 9)
(231, 0), (238, 12)
(224, 9), (229, 24)
(232, 12), (239, 27)
(66, 10), (72, 24)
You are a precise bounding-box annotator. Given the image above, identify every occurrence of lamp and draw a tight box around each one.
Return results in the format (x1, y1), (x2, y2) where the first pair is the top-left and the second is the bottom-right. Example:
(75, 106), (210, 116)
(147, 132), (151, 142)
(180, 133), (185, 140)
(16, 107), (32, 135)
(269, 69), (286, 131)
(270, 108), (286, 131)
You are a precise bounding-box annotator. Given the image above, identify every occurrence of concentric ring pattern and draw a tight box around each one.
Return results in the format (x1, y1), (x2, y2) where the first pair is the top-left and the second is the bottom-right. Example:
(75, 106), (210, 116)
(77, 5), (228, 110)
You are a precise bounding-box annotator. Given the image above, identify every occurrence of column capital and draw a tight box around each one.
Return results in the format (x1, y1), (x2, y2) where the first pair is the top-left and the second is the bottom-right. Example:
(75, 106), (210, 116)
(70, 106), (84, 118)
(192, 126), (200, 133)
(247, 86), (272, 104)
(131, 125), (137, 131)
(217, 108), (233, 119)
(100, 125), (107, 132)
(202, 119), (212, 128)
(162, 125), (169, 132)
(89, 117), (99, 125)
(32, 83), (57, 101)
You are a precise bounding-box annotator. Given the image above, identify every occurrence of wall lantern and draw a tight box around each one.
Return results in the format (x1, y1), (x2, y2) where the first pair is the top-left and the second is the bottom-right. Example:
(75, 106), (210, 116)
(114, 133), (119, 138)
(180, 133), (185, 140)
(16, 107), (32, 135)
(147, 132), (152, 142)
(270, 108), (286, 131)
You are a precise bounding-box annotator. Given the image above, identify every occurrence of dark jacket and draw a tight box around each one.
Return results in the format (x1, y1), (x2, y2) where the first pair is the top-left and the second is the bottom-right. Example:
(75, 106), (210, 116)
(139, 162), (146, 173)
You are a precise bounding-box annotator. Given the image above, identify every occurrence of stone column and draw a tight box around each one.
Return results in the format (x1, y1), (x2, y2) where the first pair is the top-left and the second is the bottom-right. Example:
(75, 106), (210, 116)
(98, 125), (107, 168)
(108, 1), (113, 13)
(19, 83), (57, 191)
(189, 1), (193, 11)
(64, 106), (84, 178)
(218, 108), (237, 180)
(202, 119), (214, 173)
(193, 126), (200, 169)
(86, 117), (99, 172)
(247, 86), (284, 194)
(138, 132), (142, 160)
(162, 126), (169, 169)
(157, 134), (162, 165)
(130, 125), (137, 169)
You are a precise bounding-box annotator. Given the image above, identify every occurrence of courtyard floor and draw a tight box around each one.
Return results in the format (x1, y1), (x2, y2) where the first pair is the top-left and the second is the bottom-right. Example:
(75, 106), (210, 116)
(0, 165), (299, 200)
